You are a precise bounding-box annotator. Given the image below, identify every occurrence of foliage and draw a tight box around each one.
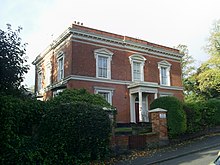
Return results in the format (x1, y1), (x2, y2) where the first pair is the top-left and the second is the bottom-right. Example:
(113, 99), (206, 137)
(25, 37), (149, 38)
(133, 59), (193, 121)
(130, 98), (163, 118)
(175, 44), (196, 96)
(205, 19), (220, 57)
(150, 96), (187, 138)
(206, 99), (220, 125)
(47, 88), (113, 109)
(183, 99), (218, 134)
(37, 102), (111, 164)
(196, 58), (220, 98)
(191, 19), (220, 99)
(0, 24), (29, 94)
(180, 20), (220, 100)
(175, 44), (196, 79)
(0, 95), (45, 164)
(183, 103), (201, 133)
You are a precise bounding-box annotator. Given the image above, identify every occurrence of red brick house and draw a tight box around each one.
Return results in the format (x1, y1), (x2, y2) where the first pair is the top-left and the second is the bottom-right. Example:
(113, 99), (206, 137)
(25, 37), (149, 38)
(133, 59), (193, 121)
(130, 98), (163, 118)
(33, 23), (184, 124)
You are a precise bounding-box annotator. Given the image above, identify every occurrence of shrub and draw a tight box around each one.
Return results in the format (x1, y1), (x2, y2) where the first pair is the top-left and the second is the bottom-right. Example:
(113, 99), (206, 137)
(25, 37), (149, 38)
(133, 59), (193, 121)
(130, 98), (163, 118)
(47, 88), (112, 109)
(184, 99), (218, 134)
(202, 99), (219, 126)
(150, 96), (186, 138)
(0, 95), (45, 164)
(37, 102), (111, 164)
(183, 102), (202, 133)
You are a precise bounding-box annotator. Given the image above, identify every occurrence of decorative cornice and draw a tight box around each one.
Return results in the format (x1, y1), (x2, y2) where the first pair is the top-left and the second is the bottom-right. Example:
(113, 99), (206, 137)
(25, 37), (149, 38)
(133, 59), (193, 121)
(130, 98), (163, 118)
(33, 25), (184, 65)
(70, 28), (183, 60)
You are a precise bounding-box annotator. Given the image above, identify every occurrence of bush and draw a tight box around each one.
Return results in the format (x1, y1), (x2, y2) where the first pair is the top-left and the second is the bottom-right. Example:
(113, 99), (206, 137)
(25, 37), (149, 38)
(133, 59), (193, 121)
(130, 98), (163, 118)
(0, 95), (45, 164)
(183, 99), (218, 134)
(150, 96), (186, 138)
(37, 102), (111, 164)
(47, 88), (112, 109)
(183, 102), (202, 133)
(204, 99), (220, 126)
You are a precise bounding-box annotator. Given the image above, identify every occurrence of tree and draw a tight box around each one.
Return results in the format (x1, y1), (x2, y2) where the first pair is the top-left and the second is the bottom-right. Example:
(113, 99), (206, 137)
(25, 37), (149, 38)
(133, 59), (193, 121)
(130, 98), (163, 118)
(183, 20), (220, 100)
(0, 24), (29, 94)
(196, 57), (220, 98)
(194, 20), (220, 99)
(175, 44), (196, 96)
(205, 19), (220, 57)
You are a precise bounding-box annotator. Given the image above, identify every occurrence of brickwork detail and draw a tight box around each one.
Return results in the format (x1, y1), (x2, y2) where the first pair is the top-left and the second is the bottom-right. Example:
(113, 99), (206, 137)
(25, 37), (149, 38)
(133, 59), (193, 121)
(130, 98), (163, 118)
(149, 108), (168, 140)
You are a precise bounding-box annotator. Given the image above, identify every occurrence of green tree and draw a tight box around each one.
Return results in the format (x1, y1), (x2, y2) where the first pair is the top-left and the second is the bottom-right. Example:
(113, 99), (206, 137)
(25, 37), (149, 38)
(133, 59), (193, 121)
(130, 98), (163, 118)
(0, 24), (29, 94)
(175, 44), (196, 96)
(205, 19), (220, 57)
(194, 20), (220, 99)
(196, 57), (220, 98)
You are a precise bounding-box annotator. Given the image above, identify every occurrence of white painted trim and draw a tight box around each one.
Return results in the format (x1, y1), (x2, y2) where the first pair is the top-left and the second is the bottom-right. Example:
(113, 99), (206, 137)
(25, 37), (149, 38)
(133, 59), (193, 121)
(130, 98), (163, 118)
(149, 108), (167, 113)
(94, 48), (114, 79)
(46, 74), (183, 91)
(159, 85), (184, 91)
(158, 60), (171, 86)
(94, 88), (113, 105)
(129, 54), (146, 82)
(57, 56), (64, 81)
(70, 29), (183, 60)
(72, 39), (182, 62)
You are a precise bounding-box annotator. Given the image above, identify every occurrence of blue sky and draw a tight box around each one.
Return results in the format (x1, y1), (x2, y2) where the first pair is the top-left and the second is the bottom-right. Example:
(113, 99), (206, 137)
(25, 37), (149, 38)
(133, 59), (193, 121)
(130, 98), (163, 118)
(1, 0), (220, 87)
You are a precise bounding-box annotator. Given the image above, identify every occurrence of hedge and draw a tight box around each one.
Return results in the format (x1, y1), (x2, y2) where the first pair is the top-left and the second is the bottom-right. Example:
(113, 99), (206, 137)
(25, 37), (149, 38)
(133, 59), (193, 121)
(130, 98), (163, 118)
(0, 95), (45, 164)
(36, 102), (111, 164)
(150, 96), (187, 138)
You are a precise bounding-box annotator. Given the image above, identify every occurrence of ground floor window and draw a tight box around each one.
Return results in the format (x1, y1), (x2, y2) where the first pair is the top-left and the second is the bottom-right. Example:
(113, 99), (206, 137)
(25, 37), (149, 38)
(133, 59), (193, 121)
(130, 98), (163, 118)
(53, 89), (64, 97)
(94, 87), (114, 105)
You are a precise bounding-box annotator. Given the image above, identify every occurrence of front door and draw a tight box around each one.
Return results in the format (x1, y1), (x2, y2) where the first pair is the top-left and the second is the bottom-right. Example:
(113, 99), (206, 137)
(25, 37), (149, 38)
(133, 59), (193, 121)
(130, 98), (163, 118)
(135, 97), (139, 123)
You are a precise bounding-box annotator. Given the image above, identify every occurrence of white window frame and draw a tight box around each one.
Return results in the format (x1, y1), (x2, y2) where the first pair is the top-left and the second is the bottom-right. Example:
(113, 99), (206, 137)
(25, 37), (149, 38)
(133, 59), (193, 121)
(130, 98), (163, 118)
(53, 89), (64, 97)
(94, 48), (114, 79)
(45, 61), (51, 86)
(94, 87), (114, 105)
(37, 69), (43, 93)
(158, 60), (171, 86)
(129, 54), (146, 82)
(159, 92), (173, 97)
(57, 51), (65, 81)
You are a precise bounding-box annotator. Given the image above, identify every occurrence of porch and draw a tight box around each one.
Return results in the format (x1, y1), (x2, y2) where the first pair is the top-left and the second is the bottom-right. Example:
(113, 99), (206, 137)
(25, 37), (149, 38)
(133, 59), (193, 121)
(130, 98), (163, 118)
(128, 82), (158, 123)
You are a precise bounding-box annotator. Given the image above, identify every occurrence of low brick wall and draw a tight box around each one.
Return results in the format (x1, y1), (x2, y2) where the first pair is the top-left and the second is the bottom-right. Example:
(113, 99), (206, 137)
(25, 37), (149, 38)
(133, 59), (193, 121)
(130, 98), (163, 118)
(111, 132), (159, 151)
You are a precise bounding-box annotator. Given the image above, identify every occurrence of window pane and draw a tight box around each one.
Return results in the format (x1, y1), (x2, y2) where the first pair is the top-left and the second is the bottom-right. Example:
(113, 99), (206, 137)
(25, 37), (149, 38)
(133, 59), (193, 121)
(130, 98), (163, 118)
(161, 67), (167, 85)
(38, 72), (42, 91)
(46, 65), (51, 86)
(98, 56), (108, 78)
(98, 91), (109, 102)
(58, 57), (64, 80)
(133, 62), (141, 81)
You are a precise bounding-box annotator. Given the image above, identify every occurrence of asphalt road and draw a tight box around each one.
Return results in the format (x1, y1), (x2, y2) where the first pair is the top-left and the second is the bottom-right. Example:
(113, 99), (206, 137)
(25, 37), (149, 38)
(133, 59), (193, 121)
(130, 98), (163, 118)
(157, 146), (220, 165)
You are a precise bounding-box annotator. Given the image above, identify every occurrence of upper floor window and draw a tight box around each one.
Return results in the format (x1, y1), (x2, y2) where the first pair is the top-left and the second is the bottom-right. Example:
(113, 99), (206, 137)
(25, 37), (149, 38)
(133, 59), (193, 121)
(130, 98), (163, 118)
(98, 56), (108, 78)
(129, 54), (146, 82)
(45, 61), (51, 86)
(57, 51), (65, 81)
(94, 48), (114, 79)
(158, 60), (171, 86)
(37, 70), (42, 92)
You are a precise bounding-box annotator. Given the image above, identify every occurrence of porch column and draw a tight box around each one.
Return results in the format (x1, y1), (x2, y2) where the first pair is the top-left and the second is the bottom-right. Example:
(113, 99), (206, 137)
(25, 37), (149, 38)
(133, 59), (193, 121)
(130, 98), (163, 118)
(130, 94), (135, 123)
(138, 91), (143, 122)
(154, 92), (158, 99)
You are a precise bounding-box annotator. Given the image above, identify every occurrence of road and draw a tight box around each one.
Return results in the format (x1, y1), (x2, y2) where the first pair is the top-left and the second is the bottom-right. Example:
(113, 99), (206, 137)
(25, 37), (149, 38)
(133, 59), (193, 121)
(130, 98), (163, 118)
(157, 146), (220, 165)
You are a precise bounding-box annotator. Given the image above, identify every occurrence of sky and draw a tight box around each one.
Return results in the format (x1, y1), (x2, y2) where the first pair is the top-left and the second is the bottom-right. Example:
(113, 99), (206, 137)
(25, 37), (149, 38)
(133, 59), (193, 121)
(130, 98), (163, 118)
(1, 0), (219, 87)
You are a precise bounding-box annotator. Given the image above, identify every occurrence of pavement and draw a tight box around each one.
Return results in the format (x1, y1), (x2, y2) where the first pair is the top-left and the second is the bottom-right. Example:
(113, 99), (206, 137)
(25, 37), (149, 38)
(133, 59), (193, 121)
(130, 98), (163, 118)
(114, 133), (220, 165)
